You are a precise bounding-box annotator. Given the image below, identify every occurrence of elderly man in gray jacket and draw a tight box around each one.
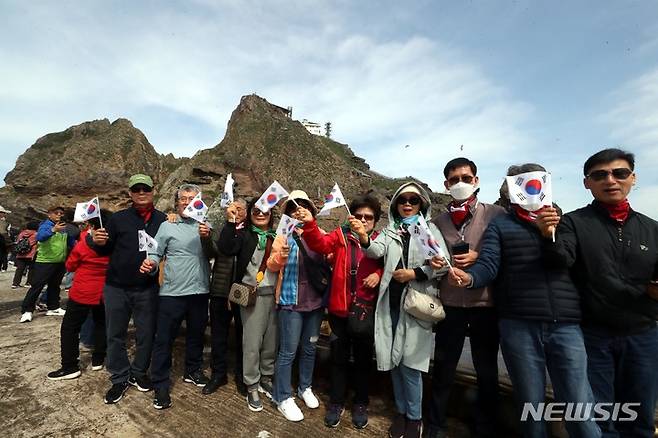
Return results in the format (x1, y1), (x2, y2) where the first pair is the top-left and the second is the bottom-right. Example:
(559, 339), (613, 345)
(140, 184), (211, 410)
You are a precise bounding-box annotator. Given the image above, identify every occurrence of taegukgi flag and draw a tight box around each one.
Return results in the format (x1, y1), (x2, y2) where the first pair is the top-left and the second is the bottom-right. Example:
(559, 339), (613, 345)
(506, 171), (552, 212)
(73, 197), (101, 223)
(409, 215), (448, 260)
(276, 214), (301, 237)
(220, 173), (234, 208)
(183, 192), (209, 223)
(256, 181), (289, 214)
(138, 230), (158, 252)
(317, 183), (347, 217)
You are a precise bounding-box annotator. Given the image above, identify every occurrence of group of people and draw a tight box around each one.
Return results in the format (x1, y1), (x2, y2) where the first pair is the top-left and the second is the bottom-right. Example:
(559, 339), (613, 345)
(13, 147), (657, 438)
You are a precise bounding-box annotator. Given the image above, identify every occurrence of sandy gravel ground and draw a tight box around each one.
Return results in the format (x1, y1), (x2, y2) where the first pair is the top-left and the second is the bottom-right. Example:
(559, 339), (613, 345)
(0, 266), (470, 438)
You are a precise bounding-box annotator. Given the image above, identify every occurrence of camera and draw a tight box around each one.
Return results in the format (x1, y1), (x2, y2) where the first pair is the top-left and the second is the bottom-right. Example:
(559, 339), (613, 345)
(451, 241), (470, 255)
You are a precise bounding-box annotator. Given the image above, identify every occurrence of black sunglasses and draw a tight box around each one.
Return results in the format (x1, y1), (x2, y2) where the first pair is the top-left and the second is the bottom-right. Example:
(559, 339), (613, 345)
(586, 168), (632, 182)
(447, 175), (474, 185)
(251, 209), (271, 216)
(396, 196), (421, 206)
(354, 213), (375, 221)
(130, 184), (153, 193)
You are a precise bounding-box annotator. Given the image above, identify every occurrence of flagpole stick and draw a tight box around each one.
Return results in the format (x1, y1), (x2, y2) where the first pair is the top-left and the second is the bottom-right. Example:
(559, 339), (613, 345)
(344, 204), (351, 216)
(96, 195), (103, 229)
(551, 227), (556, 243)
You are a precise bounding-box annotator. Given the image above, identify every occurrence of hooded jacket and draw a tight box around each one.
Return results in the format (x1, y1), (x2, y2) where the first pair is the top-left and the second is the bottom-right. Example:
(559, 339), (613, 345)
(365, 182), (449, 372)
(65, 230), (110, 305)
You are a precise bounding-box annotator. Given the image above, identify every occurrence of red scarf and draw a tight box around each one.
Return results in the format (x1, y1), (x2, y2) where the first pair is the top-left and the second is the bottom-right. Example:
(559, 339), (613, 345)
(599, 199), (630, 224)
(449, 196), (477, 227)
(135, 203), (154, 223)
(512, 205), (545, 224)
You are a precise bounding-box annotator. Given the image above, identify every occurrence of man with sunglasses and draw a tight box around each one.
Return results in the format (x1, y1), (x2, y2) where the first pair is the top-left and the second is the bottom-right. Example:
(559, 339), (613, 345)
(537, 148), (658, 438)
(425, 158), (504, 438)
(89, 174), (167, 405)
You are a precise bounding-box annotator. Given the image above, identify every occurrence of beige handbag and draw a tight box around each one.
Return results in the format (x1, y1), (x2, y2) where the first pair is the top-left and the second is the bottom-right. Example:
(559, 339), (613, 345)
(403, 286), (445, 323)
(228, 238), (272, 307)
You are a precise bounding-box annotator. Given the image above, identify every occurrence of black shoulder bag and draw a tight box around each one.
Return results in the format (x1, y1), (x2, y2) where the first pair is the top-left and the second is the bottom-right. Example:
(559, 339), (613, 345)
(346, 234), (375, 339)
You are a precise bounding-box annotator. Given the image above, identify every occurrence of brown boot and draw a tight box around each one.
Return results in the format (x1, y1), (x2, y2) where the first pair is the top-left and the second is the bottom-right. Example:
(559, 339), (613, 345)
(388, 414), (406, 438)
(404, 418), (423, 438)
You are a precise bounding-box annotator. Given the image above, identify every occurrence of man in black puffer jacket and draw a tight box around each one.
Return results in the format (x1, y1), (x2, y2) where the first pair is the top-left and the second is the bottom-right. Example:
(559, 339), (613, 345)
(538, 149), (658, 438)
(200, 198), (247, 396)
(446, 164), (601, 438)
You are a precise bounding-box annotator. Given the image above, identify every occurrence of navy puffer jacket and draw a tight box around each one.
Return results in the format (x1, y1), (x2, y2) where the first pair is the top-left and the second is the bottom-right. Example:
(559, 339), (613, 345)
(467, 212), (581, 322)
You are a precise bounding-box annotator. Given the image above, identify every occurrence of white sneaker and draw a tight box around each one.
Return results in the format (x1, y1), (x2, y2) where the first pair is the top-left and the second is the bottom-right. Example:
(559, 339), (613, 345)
(298, 387), (319, 409)
(277, 397), (304, 422)
(20, 312), (32, 323)
(46, 308), (66, 316)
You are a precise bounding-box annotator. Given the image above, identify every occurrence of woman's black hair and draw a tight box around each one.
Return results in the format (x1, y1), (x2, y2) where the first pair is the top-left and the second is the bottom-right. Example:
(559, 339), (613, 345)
(26, 221), (40, 231)
(246, 198), (276, 229)
(349, 194), (382, 223)
(284, 198), (316, 217)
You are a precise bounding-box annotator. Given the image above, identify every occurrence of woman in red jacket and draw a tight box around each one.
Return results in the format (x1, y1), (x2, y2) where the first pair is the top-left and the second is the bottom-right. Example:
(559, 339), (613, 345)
(47, 213), (111, 380)
(299, 194), (383, 430)
(12, 221), (39, 288)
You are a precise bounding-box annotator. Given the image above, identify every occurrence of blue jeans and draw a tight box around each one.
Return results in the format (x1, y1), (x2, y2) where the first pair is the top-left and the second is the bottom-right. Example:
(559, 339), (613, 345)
(499, 319), (601, 438)
(390, 302), (423, 420)
(272, 308), (323, 403)
(80, 313), (95, 346)
(584, 325), (658, 438)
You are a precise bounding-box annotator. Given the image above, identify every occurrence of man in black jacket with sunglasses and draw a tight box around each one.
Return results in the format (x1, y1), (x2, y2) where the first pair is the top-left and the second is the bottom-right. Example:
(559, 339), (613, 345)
(89, 174), (167, 405)
(537, 149), (658, 438)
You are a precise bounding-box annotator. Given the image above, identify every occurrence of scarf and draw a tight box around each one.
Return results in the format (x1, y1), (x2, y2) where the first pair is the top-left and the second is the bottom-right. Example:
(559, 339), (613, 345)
(394, 214), (420, 233)
(512, 205), (545, 224)
(134, 203), (154, 224)
(598, 199), (630, 224)
(449, 195), (478, 227)
(250, 225), (276, 250)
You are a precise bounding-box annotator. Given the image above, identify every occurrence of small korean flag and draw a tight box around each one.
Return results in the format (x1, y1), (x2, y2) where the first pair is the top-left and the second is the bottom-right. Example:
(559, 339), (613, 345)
(505, 171), (553, 212)
(256, 181), (290, 214)
(276, 214), (301, 237)
(317, 183), (347, 216)
(183, 192), (209, 223)
(220, 173), (235, 208)
(73, 197), (101, 223)
(138, 230), (158, 253)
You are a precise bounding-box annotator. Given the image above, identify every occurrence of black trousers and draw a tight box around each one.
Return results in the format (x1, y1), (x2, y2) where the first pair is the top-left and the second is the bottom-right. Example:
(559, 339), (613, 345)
(21, 262), (66, 312)
(0, 246), (8, 270)
(209, 296), (243, 380)
(60, 298), (106, 369)
(426, 306), (500, 437)
(328, 314), (374, 406)
(151, 294), (209, 390)
(12, 258), (34, 286)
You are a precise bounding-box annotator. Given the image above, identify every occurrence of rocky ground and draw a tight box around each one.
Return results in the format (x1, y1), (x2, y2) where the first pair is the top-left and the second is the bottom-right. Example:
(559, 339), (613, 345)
(0, 266), (471, 438)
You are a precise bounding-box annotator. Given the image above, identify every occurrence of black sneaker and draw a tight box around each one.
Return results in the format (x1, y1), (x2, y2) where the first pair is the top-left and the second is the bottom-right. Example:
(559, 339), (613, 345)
(128, 375), (152, 392)
(183, 369), (209, 387)
(91, 358), (105, 371)
(388, 414), (406, 438)
(247, 388), (263, 412)
(324, 403), (344, 428)
(202, 374), (228, 395)
(258, 378), (273, 400)
(153, 388), (171, 410)
(47, 367), (81, 381)
(104, 382), (129, 404)
(351, 403), (368, 429)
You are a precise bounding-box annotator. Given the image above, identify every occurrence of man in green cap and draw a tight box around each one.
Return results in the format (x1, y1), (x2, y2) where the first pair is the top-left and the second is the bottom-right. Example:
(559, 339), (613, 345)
(89, 173), (167, 405)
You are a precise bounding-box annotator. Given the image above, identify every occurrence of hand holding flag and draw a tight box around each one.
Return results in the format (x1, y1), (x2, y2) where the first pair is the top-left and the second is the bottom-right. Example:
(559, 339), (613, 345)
(276, 214), (301, 238)
(410, 215), (461, 284)
(256, 181), (289, 213)
(138, 230), (158, 253)
(506, 171), (553, 213)
(183, 192), (209, 223)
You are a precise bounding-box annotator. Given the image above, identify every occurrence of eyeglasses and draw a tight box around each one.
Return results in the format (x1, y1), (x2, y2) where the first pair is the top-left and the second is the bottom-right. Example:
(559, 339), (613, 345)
(354, 213), (375, 221)
(178, 196), (196, 203)
(396, 196), (421, 206)
(252, 209), (271, 216)
(447, 175), (474, 185)
(586, 168), (633, 182)
(130, 185), (153, 193)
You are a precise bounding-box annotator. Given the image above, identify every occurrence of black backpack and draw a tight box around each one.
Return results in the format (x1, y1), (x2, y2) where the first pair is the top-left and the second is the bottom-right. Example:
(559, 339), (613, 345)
(15, 237), (32, 255)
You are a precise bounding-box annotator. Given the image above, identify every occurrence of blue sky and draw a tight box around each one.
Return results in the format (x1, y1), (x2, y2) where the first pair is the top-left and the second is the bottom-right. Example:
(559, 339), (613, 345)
(1, 0), (658, 216)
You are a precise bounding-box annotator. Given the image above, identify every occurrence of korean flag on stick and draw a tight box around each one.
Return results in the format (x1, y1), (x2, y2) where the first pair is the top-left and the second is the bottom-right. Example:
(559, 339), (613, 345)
(183, 192), (209, 223)
(318, 183), (350, 217)
(505, 171), (553, 213)
(220, 173), (235, 208)
(276, 214), (301, 238)
(138, 230), (158, 253)
(410, 215), (461, 283)
(74, 197), (101, 224)
(256, 181), (290, 214)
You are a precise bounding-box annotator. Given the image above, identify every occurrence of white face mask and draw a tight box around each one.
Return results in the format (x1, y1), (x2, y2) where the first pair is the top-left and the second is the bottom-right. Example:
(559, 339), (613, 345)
(449, 182), (477, 201)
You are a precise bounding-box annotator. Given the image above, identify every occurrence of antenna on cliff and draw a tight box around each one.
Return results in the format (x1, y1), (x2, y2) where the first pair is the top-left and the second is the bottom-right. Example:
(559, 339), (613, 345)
(325, 122), (332, 138)
(286, 106), (293, 118)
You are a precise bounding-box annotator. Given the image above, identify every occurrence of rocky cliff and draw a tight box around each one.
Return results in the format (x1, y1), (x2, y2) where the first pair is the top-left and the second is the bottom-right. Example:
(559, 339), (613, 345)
(0, 94), (448, 227)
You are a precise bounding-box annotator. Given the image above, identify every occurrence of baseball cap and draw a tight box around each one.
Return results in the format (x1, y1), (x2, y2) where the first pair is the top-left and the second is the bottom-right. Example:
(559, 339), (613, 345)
(128, 174), (154, 189)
